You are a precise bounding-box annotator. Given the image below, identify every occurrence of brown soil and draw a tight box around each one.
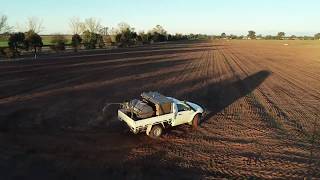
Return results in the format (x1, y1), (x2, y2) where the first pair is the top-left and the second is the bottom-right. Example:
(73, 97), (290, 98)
(0, 40), (319, 179)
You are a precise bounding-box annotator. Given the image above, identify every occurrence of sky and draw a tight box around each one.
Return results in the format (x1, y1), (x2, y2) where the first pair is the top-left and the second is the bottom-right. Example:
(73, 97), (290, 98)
(0, 0), (319, 36)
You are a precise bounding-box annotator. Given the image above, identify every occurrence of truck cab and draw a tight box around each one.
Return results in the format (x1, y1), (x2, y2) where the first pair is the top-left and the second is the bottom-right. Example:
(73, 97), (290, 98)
(168, 97), (203, 127)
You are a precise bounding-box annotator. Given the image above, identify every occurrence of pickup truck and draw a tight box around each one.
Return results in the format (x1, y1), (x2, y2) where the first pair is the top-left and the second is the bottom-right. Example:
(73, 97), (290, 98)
(118, 95), (204, 138)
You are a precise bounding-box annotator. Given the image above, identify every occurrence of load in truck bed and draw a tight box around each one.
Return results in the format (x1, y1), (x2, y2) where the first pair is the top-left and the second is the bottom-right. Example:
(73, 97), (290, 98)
(141, 92), (172, 116)
(122, 92), (173, 121)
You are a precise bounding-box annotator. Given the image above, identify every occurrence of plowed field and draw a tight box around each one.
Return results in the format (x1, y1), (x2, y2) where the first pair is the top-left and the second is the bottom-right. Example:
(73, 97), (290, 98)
(0, 40), (319, 179)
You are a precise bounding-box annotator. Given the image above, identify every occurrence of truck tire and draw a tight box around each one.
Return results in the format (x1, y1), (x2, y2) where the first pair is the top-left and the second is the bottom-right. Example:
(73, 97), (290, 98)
(192, 114), (200, 128)
(149, 125), (163, 138)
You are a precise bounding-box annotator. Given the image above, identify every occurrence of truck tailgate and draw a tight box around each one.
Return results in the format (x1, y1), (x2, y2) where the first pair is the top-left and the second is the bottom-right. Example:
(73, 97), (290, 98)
(118, 110), (137, 130)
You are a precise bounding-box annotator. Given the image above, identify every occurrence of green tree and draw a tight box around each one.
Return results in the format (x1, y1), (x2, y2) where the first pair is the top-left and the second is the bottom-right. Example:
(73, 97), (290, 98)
(82, 30), (98, 49)
(81, 31), (104, 49)
(289, 35), (297, 40)
(50, 34), (67, 52)
(256, 34), (263, 39)
(277, 32), (285, 40)
(115, 23), (137, 47)
(265, 35), (275, 40)
(71, 34), (82, 52)
(137, 31), (150, 44)
(247, 31), (256, 39)
(229, 34), (238, 39)
(96, 34), (105, 48)
(24, 30), (43, 59)
(314, 33), (320, 40)
(149, 25), (167, 42)
(8, 32), (25, 55)
(220, 32), (227, 39)
(153, 25), (167, 35)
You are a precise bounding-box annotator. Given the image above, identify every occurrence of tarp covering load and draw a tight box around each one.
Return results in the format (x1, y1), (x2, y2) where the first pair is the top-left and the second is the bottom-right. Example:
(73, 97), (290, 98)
(121, 92), (173, 120)
(141, 92), (172, 116)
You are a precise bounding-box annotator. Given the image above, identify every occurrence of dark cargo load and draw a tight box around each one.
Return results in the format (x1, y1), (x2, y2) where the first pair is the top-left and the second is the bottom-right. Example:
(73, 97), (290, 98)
(128, 99), (155, 119)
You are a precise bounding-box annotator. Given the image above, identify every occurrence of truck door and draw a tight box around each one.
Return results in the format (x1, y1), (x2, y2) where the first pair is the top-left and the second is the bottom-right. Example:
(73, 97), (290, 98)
(172, 103), (193, 126)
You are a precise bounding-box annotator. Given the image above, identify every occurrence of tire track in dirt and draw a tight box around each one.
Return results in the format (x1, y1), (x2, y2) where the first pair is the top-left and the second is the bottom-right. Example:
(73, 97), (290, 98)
(152, 42), (318, 179)
(219, 43), (318, 177)
(222, 48), (284, 129)
(226, 46), (318, 136)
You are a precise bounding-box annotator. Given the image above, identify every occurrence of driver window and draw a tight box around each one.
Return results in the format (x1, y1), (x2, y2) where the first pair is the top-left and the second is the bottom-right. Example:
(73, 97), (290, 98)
(177, 104), (189, 112)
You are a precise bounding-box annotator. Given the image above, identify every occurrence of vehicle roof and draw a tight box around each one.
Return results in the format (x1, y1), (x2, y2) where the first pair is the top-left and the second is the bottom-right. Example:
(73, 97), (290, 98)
(166, 97), (183, 104)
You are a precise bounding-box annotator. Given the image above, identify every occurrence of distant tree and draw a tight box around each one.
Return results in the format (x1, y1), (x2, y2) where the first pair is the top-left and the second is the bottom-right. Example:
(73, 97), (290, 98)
(153, 25), (167, 35)
(115, 23), (137, 47)
(81, 30), (104, 49)
(96, 34), (105, 48)
(289, 35), (297, 40)
(8, 32), (25, 55)
(229, 34), (238, 39)
(109, 27), (119, 43)
(82, 17), (102, 34)
(0, 15), (12, 34)
(172, 33), (187, 41)
(256, 34), (263, 39)
(24, 30), (43, 59)
(265, 35), (276, 40)
(149, 25), (167, 42)
(220, 32), (227, 39)
(50, 34), (67, 52)
(137, 31), (150, 44)
(103, 35), (113, 46)
(150, 32), (166, 42)
(277, 32), (285, 40)
(71, 34), (82, 52)
(26, 17), (44, 33)
(189, 34), (209, 40)
(302, 36), (313, 40)
(247, 31), (256, 39)
(69, 17), (83, 34)
(99, 27), (108, 36)
(237, 35), (244, 40)
(167, 34), (173, 41)
(82, 30), (97, 49)
(118, 22), (131, 33)
(314, 33), (320, 40)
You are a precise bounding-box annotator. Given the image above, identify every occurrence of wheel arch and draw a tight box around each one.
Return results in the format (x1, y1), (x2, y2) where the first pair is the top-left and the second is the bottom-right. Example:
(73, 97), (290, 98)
(146, 123), (165, 136)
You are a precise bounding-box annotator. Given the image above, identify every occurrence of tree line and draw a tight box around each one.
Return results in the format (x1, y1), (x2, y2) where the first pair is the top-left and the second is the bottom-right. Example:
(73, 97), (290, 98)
(218, 31), (320, 40)
(0, 15), (209, 58)
(1, 15), (320, 59)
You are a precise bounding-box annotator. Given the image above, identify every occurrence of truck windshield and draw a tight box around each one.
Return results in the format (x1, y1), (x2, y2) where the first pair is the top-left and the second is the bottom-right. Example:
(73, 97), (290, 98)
(185, 102), (196, 112)
(177, 104), (190, 112)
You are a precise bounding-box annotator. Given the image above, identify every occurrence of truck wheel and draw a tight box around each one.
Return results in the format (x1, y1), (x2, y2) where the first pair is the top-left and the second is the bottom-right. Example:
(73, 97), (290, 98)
(149, 125), (163, 138)
(192, 114), (200, 128)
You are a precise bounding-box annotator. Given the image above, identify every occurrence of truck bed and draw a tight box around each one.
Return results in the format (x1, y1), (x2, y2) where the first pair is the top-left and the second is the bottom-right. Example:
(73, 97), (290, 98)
(118, 109), (173, 134)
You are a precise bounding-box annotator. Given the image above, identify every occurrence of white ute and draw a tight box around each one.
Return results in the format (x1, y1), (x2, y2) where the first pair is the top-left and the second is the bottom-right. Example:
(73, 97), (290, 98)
(118, 92), (204, 138)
